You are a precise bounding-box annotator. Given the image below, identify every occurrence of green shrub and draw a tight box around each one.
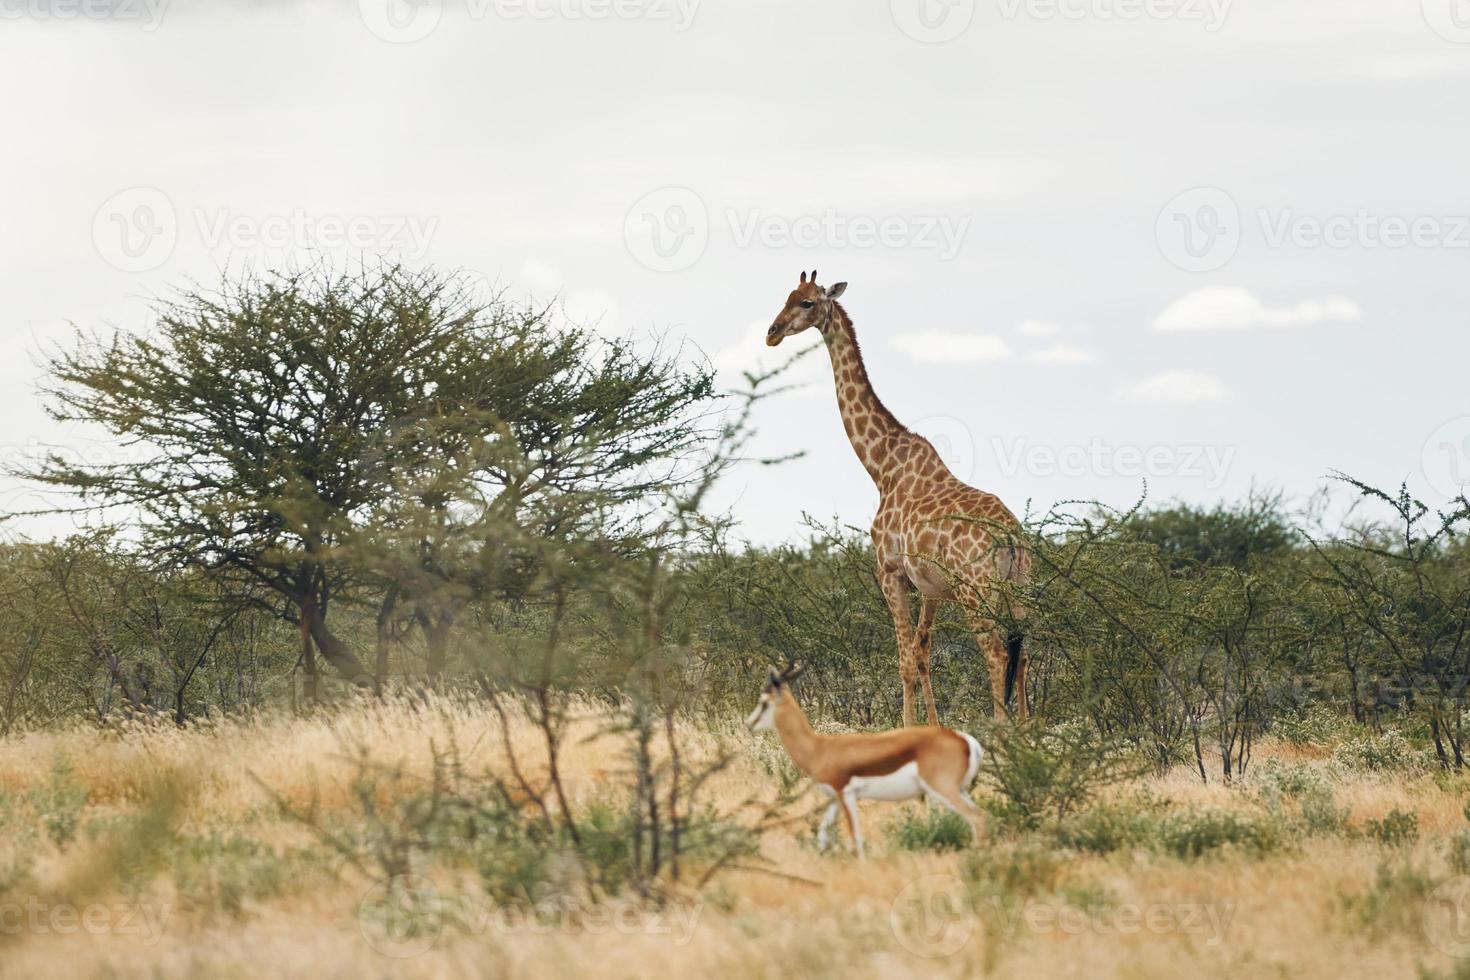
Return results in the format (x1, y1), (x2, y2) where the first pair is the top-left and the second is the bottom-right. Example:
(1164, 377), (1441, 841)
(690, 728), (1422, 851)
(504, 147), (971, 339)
(1273, 704), (1352, 746)
(885, 807), (973, 853)
(1447, 830), (1470, 875)
(1255, 760), (1347, 836)
(1158, 808), (1289, 859)
(172, 832), (323, 918)
(34, 757), (88, 849)
(1365, 808), (1419, 848)
(1054, 793), (1162, 854)
(1333, 730), (1432, 775)
(1345, 860), (1438, 935)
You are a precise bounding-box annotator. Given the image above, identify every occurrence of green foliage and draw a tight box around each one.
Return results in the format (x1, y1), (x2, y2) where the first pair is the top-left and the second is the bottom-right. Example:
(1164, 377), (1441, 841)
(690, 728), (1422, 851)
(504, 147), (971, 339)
(884, 806), (974, 853)
(1255, 760), (1348, 836)
(1365, 808), (1420, 847)
(1345, 860), (1439, 936)
(34, 756), (87, 849)
(1054, 793), (1164, 854)
(981, 719), (1147, 829)
(1156, 808), (1290, 859)
(1333, 730), (1433, 775)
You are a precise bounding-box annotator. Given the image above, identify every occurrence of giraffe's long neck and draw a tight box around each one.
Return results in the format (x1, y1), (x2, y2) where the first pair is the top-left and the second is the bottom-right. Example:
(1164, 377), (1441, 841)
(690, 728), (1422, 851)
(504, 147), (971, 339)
(773, 693), (823, 776)
(820, 305), (910, 489)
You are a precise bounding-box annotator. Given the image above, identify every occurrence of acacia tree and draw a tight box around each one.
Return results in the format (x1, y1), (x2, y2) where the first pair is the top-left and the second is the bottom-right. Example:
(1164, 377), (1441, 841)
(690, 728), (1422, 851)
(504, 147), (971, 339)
(29, 264), (714, 695)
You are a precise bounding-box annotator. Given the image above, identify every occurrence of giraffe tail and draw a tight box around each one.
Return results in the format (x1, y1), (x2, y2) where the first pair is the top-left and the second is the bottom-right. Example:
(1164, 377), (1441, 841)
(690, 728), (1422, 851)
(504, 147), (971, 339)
(1003, 631), (1024, 709)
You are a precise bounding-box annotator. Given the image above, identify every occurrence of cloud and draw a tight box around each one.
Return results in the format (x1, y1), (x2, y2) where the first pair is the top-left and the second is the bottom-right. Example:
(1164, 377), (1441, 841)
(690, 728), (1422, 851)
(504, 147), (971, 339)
(1014, 319), (1063, 338)
(1153, 287), (1361, 333)
(1024, 344), (1095, 366)
(520, 259), (621, 337)
(712, 322), (827, 392)
(1118, 370), (1230, 406)
(891, 331), (1012, 365)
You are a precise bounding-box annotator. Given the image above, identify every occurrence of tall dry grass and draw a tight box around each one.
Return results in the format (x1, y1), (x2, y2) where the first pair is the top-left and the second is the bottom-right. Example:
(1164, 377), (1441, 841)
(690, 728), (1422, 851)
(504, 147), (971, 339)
(1, 696), (1468, 980)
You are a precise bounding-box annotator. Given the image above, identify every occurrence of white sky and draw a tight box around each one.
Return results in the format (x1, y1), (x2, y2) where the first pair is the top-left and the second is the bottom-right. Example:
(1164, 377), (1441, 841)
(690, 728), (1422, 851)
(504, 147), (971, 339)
(2, 0), (1468, 543)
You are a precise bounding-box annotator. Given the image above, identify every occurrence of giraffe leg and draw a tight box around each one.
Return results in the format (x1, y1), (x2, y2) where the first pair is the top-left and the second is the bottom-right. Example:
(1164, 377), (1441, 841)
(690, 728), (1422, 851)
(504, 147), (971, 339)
(965, 608), (1014, 721)
(915, 596), (940, 726)
(877, 566), (919, 727)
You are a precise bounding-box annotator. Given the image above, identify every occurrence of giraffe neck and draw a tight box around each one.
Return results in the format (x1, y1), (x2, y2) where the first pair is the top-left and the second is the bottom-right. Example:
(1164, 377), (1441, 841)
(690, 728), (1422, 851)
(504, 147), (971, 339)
(772, 692), (823, 776)
(819, 304), (911, 489)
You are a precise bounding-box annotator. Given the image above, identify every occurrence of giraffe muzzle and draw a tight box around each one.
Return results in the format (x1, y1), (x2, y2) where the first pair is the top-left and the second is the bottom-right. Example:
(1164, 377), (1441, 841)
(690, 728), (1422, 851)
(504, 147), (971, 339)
(766, 324), (785, 346)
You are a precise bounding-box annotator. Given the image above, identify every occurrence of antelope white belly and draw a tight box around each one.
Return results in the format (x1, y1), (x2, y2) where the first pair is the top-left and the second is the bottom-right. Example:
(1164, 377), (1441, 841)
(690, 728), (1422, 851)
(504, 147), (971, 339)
(845, 762), (924, 802)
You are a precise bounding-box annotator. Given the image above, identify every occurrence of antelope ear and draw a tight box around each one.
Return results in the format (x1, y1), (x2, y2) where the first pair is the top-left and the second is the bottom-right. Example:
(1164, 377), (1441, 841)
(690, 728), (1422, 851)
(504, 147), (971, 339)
(826, 282), (847, 299)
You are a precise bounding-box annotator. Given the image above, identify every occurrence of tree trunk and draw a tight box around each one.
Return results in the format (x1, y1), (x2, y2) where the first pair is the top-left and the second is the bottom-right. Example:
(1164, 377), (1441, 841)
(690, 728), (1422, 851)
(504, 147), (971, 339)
(305, 606), (372, 687)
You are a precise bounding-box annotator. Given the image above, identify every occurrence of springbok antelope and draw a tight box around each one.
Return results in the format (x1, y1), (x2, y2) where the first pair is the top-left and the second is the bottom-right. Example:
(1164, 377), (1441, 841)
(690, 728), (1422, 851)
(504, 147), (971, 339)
(745, 663), (985, 858)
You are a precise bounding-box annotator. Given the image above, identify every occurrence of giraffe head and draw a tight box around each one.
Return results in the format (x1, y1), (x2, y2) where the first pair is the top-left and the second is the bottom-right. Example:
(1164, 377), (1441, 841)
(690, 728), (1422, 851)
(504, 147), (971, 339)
(766, 270), (847, 347)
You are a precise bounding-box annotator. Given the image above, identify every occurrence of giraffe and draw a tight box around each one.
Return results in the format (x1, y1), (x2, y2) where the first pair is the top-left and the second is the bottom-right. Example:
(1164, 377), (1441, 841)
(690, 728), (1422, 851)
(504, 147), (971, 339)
(765, 271), (1031, 726)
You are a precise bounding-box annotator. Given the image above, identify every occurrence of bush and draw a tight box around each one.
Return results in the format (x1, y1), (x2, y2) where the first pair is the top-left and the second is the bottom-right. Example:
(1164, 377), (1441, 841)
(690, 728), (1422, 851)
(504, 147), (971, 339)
(885, 807), (973, 853)
(1272, 704), (1352, 746)
(1333, 730), (1433, 776)
(1255, 760), (1347, 836)
(1157, 808), (1290, 859)
(1364, 808), (1419, 848)
(1054, 793), (1163, 854)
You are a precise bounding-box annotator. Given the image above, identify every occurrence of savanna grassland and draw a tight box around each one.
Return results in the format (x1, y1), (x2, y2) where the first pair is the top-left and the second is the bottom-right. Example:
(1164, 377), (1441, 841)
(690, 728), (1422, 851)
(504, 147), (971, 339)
(6, 265), (1470, 979)
(1, 698), (1469, 980)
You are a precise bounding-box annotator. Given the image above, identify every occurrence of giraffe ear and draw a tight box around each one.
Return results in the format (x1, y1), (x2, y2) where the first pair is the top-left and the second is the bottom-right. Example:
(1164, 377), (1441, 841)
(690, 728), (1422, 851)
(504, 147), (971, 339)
(799, 271), (807, 285)
(826, 282), (847, 299)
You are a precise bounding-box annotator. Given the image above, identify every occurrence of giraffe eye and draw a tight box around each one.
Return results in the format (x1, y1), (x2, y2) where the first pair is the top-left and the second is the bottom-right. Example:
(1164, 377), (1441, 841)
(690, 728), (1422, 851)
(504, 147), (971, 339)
(800, 301), (814, 309)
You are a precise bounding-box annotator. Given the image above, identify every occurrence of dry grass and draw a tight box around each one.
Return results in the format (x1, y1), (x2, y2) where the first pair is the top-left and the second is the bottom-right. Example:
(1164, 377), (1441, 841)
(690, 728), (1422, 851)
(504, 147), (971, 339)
(2, 698), (1469, 980)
